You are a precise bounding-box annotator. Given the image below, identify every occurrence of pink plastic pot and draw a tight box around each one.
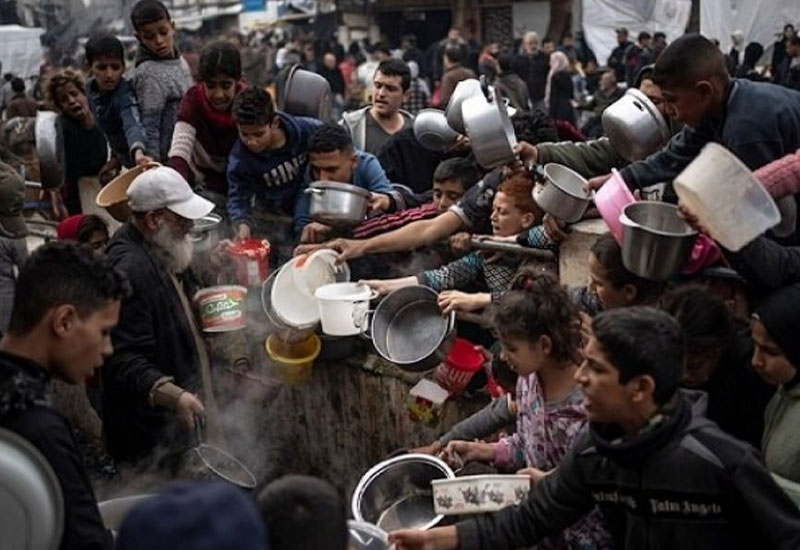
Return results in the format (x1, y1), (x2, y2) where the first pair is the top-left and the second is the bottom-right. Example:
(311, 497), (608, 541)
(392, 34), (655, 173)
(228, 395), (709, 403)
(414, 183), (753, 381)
(594, 169), (635, 243)
(681, 234), (722, 274)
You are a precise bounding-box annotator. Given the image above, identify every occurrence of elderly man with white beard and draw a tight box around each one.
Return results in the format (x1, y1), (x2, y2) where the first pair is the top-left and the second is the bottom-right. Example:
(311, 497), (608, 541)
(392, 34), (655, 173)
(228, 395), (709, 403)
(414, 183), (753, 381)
(101, 166), (217, 465)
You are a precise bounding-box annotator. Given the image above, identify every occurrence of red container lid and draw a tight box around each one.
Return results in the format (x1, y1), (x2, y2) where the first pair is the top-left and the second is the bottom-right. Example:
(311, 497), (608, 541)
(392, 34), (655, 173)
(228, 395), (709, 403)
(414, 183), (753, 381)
(228, 238), (271, 258)
(445, 338), (485, 372)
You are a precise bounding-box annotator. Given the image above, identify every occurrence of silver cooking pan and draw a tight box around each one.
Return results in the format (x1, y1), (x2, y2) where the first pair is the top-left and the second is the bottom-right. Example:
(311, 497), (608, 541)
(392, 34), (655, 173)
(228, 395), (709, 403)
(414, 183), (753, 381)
(35, 111), (65, 190)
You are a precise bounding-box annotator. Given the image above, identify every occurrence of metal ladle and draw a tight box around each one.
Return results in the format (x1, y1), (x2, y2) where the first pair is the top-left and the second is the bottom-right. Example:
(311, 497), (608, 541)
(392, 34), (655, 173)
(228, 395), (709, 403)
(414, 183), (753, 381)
(192, 416), (257, 489)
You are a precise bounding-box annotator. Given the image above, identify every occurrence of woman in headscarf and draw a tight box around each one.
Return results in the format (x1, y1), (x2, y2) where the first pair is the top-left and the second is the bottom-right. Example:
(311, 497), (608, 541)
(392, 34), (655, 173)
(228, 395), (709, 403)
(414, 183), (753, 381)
(736, 42), (767, 82)
(751, 284), (800, 487)
(545, 51), (578, 130)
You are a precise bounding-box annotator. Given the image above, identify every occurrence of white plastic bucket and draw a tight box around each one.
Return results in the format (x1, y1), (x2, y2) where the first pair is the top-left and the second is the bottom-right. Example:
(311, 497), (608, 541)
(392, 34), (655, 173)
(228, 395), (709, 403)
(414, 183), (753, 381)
(314, 282), (375, 336)
(674, 143), (780, 251)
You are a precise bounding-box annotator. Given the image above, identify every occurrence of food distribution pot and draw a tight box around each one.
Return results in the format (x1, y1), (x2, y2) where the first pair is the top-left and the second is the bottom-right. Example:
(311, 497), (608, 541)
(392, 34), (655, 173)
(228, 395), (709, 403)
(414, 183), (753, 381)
(305, 181), (370, 227)
(602, 88), (670, 161)
(462, 86), (518, 169)
(283, 66), (332, 121)
(190, 214), (222, 253)
(531, 163), (592, 223)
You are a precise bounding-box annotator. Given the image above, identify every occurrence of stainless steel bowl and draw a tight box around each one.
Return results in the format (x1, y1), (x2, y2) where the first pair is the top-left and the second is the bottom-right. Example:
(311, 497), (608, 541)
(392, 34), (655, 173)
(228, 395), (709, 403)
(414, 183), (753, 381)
(190, 213), (222, 253)
(284, 66), (332, 121)
(306, 181), (370, 227)
(413, 109), (460, 152)
(602, 89), (670, 161)
(445, 79), (482, 134)
(621, 201), (698, 281)
(532, 163), (592, 223)
(370, 285), (455, 372)
(462, 87), (517, 169)
(351, 454), (455, 532)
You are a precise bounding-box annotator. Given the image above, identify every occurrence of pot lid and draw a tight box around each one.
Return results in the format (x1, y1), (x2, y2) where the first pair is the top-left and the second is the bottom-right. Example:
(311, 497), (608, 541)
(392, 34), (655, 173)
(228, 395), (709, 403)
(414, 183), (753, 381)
(0, 427), (64, 550)
(310, 180), (372, 198)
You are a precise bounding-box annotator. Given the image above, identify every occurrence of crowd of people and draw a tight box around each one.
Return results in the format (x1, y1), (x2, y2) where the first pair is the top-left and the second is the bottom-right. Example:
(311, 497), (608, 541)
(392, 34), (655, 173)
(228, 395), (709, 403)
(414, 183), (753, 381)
(1, 2), (800, 549)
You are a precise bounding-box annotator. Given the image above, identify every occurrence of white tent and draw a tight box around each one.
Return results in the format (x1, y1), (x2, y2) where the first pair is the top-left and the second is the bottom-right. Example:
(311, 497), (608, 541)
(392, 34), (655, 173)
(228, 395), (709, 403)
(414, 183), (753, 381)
(700, 0), (800, 53)
(0, 25), (44, 80)
(581, 0), (692, 67)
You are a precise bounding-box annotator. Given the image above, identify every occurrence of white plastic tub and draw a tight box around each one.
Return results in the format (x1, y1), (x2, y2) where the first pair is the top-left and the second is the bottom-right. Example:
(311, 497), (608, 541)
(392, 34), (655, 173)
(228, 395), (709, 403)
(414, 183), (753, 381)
(314, 282), (375, 336)
(674, 143), (780, 251)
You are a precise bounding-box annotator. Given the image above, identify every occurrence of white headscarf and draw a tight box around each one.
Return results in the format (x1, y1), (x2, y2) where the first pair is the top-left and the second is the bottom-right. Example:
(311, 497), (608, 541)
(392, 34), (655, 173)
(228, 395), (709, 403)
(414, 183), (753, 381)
(545, 51), (571, 108)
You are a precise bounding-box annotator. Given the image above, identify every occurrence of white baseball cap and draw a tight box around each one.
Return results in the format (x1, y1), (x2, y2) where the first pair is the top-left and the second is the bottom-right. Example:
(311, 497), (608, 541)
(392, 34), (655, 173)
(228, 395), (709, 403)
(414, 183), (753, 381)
(127, 166), (214, 220)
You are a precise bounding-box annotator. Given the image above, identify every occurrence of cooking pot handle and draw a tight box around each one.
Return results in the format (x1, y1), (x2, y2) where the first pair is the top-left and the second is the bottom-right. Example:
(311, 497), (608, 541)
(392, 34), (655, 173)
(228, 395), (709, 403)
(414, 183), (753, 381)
(479, 75), (492, 102)
(358, 309), (374, 341)
(304, 188), (325, 195)
(446, 310), (456, 331)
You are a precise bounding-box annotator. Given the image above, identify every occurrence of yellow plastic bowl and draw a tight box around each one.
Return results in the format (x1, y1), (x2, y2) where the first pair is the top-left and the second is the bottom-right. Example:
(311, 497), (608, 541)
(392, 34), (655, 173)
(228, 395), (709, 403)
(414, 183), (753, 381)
(265, 333), (321, 385)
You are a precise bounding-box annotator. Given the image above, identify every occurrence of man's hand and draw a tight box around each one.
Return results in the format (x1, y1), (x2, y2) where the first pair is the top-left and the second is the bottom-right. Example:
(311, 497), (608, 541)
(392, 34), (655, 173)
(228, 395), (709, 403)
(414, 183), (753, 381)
(448, 231), (472, 255)
(446, 133), (470, 153)
(236, 223), (251, 241)
(409, 441), (443, 456)
(134, 149), (155, 165)
(293, 242), (327, 256)
(442, 440), (494, 465)
(175, 392), (205, 430)
(514, 141), (538, 164)
(361, 276), (416, 295)
(438, 290), (491, 314)
(390, 527), (459, 550)
(98, 159), (121, 185)
(300, 222), (333, 244)
(542, 213), (569, 243)
(585, 173), (611, 193)
(677, 201), (711, 235)
(328, 238), (368, 262)
(367, 192), (391, 213)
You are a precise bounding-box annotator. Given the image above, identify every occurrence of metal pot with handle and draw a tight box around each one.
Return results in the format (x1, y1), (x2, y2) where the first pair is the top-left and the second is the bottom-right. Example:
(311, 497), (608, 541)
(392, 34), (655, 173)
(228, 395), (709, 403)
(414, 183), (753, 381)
(305, 181), (370, 227)
(461, 84), (518, 169)
(35, 111), (65, 190)
(531, 163), (592, 223)
(602, 88), (670, 161)
(369, 285), (456, 372)
(190, 213), (222, 253)
(283, 66), (332, 121)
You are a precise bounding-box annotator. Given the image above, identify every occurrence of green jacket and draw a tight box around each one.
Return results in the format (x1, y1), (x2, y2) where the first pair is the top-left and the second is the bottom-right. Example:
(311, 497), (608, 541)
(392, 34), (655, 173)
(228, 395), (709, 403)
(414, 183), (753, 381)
(537, 137), (626, 179)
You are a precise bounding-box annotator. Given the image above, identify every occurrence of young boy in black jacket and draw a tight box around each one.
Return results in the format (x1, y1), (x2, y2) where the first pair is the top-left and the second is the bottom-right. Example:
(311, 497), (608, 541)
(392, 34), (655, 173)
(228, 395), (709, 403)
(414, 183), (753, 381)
(391, 307), (800, 550)
(0, 242), (129, 550)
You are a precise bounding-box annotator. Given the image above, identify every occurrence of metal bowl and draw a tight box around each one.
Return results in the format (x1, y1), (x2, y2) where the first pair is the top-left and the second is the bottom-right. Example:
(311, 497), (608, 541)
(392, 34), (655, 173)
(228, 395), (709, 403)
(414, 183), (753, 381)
(306, 181), (370, 227)
(190, 213), (222, 253)
(602, 89), (670, 161)
(462, 87), (517, 169)
(532, 163), (591, 223)
(351, 454), (455, 532)
(284, 66), (332, 121)
(35, 111), (65, 190)
(413, 109), (460, 152)
(621, 201), (698, 281)
(445, 79), (482, 134)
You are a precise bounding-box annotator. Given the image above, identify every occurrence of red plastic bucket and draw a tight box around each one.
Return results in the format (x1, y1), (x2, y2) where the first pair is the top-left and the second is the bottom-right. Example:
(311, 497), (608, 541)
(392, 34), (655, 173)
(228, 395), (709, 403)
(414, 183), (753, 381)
(434, 338), (485, 395)
(228, 239), (271, 287)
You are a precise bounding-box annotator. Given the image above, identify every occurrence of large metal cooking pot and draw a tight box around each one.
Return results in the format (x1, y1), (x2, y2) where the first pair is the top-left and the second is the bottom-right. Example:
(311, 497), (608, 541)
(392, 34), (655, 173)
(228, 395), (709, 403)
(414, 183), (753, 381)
(531, 163), (592, 223)
(0, 427), (64, 550)
(445, 78), (482, 134)
(190, 213), (222, 253)
(351, 454), (455, 532)
(621, 201), (698, 281)
(413, 109), (460, 152)
(306, 181), (370, 227)
(35, 111), (65, 190)
(369, 285), (455, 372)
(284, 66), (332, 121)
(602, 88), (670, 162)
(462, 87), (517, 169)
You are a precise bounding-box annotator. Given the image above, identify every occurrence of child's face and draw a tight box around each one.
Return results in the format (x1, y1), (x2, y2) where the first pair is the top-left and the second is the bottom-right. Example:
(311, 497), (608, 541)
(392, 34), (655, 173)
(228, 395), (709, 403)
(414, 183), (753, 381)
(55, 83), (91, 122)
(136, 18), (176, 59)
(203, 75), (237, 112)
(431, 178), (465, 214)
(587, 252), (634, 310)
(238, 120), (276, 153)
(751, 319), (797, 386)
(498, 336), (541, 376)
(659, 81), (715, 127)
(89, 55), (124, 93)
(489, 191), (534, 237)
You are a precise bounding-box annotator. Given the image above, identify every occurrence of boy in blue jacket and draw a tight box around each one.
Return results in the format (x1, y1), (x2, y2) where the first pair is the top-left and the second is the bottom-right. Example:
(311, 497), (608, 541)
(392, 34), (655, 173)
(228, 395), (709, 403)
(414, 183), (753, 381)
(296, 122), (397, 243)
(227, 88), (321, 260)
(84, 34), (152, 170)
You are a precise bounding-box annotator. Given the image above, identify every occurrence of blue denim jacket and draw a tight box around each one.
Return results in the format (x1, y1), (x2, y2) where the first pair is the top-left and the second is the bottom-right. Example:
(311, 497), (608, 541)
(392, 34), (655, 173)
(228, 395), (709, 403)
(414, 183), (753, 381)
(86, 77), (146, 167)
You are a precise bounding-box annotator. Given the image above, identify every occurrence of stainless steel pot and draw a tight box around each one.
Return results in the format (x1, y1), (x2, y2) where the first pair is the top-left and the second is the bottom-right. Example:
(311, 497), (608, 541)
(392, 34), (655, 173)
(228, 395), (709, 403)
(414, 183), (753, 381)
(445, 78), (482, 134)
(462, 87), (517, 169)
(413, 109), (460, 152)
(621, 201), (698, 281)
(602, 88), (670, 161)
(531, 163), (592, 223)
(369, 285), (455, 372)
(351, 453), (455, 532)
(284, 66), (332, 121)
(35, 111), (65, 190)
(0, 427), (64, 550)
(306, 181), (370, 227)
(190, 213), (222, 253)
